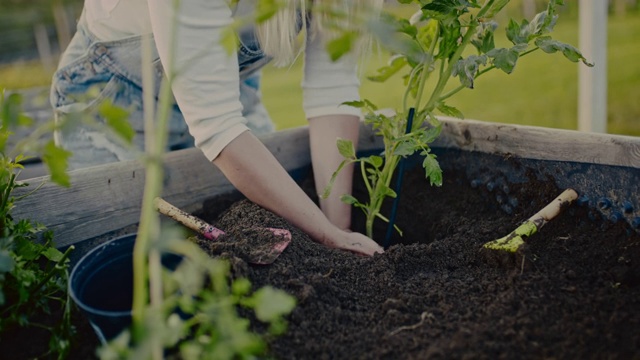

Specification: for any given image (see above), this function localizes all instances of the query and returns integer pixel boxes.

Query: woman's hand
[213,131,383,256]
[322,229,384,256]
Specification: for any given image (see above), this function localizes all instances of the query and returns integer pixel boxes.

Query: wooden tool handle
[527,189,578,229]
[154,197,224,240]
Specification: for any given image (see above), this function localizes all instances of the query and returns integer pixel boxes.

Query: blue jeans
[50,14,274,169]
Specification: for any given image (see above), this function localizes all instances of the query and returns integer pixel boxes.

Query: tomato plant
[324,0,592,240]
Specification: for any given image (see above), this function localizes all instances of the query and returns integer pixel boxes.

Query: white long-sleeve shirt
[84,0,361,161]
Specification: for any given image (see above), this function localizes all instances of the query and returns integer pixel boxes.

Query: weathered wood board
[12,118,640,248]
[12,126,319,248]
[435,118,640,168]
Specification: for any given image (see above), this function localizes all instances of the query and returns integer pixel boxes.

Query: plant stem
[414,22,439,117]
[360,160,372,195]
[132,15,176,345]
[424,22,478,114]
[423,0,504,113]
[402,65,421,114]
[364,154,399,238]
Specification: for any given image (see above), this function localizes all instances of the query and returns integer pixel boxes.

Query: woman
[50,0,383,256]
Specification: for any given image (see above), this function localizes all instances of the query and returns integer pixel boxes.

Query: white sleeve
[302,32,362,119]
[147,0,249,161]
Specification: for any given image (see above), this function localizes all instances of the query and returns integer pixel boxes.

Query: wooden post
[34,24,54,73]
[613,0,627,16]
[522,0,537,19]
[578,0,608,133]
[53,1,72,53]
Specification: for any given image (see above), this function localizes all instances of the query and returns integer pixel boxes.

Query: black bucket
[69,234,181,343]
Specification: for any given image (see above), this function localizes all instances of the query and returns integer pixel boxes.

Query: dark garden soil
[194,165,640,360]
[10,153,640,359]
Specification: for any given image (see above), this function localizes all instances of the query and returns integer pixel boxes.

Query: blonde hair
[255,0,384,67]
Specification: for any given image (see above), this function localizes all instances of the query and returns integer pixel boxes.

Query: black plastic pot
[69,234,181,343]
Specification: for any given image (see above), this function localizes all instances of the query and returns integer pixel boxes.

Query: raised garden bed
[10,118,640,358]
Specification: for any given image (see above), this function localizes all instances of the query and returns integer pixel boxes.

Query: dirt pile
[195,167,640,359]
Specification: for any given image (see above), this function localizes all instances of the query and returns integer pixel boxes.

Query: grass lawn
[1,11,638,136]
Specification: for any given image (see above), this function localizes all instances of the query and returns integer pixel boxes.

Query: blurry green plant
[98,232,296,360]
[324,0,592,239]
[0,90,73,359]
[94,2,297,358]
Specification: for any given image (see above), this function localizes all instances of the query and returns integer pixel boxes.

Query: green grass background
[262,10,640,136]
[1,8,638,136]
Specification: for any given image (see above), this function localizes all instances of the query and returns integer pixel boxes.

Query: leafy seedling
[324,0,592,242]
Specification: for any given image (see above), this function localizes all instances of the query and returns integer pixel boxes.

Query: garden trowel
[154,197,291,264]
[483,188,578,252]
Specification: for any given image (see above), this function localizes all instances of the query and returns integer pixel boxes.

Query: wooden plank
[578,0,608,133]
[434,118,640,168]
[12,119,640,248]
[12,126,313,248]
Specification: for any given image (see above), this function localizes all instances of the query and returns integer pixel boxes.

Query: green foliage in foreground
[0,90,73,359]
[98,232,296,360]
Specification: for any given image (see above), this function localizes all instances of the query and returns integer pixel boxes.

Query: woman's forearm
[308,115,360,230]
[213,131,382,256]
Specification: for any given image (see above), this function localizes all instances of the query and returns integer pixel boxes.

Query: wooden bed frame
[13,118,640,249]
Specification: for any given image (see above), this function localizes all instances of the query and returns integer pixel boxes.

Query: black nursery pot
[69,234,181,344]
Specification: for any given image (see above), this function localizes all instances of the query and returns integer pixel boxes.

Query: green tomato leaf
[437,20,462,59]
[487,47,520,74]
[14,237,42,261]
[393,141,415,157]
[368,17,426,64]
[99,100,135,144]
[255,0,279,23]
[528,11,556,36]
[41,141,71,187]
[506,19,528,45]
[416,19,439,51]
[220,26,239,56]
[423,153,443,186]
[42,246,65,262]
[420,123,442,144]
[326,31,356,62]
[381,185,397,199]
[535,37,594,66]
[252,286,296,322]
[437,103,464,119]
[342,99,377,112]
[336,138,356,159]
[368,155,384,169]
[422,0,478,19]
[367,55,407,83]
[395,18,418,38]
[340,194,359,205]
[471,21,497,54]
[231,278,252,296]
[341,100,366,109]
[452,55,487,88]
